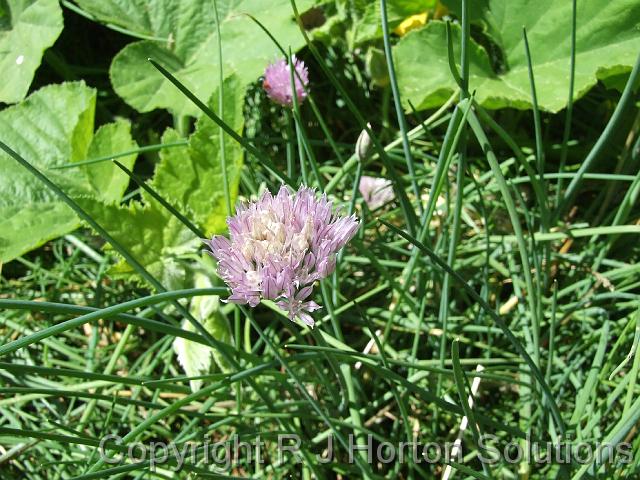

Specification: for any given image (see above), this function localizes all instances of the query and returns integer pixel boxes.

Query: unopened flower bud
[356,123,373,162]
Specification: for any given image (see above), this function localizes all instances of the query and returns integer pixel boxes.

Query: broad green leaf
[152,75,245,235]
[600,67,633,92]
[0,82,90,262]
[77,186,197,288]
[77,197,199,289]
[394,22,494,108]
[0,0,63,103]
[82,120,138,204]
[0,203,80,265]
[395,0,640,112]
[68,0,172,37]
[77,77,246,284]
[72,0,315,115]
[173,273,232,391]
[0,82,139,263]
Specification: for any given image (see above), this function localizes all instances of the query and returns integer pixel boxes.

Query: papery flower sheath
[358,176,395,210]
[263,55,309,107]
[205,186,359,327]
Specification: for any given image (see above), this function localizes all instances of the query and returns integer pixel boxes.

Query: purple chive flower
[263,55,309,107]
[205,186,359,327]
[358,176,395,210]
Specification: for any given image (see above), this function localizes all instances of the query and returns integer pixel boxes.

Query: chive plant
[1,1,639,479]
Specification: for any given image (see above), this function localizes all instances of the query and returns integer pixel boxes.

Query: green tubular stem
[466,109,541,367]
[0,298,213,347]
[381,0,422,214]
[556,0,578,206]
[380,219,566,436]
[213,0,231,217]
[0,289,226,357]
[51,141,187,170]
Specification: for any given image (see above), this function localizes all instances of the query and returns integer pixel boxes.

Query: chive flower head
[205,186,358,327]
[263,55,309,107]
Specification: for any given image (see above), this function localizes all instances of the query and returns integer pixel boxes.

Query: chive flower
[205,186,359,327]
[263,55,309,107]
[358,176,395,210]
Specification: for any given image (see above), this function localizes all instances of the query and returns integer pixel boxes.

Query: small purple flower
[205,186,359,327]
[263,55,309,107]
[358,176,395,210]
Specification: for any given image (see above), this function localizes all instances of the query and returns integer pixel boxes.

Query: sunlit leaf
[395,0,640,112]
[77,77,245,285]
[0,82,137,263]
[73,0,316,115]
[82,120,138,204]
[152,75,245,235]
[0,0,63,103]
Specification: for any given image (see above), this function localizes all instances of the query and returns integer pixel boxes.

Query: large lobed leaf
[73,0,316,116]
[78,197,199,288]
[0,0,64,104]
[78,76,246,287]
[83,121,139,204]
[394,0,640,112]
[0,82,137,263]
[151,75,245,235]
